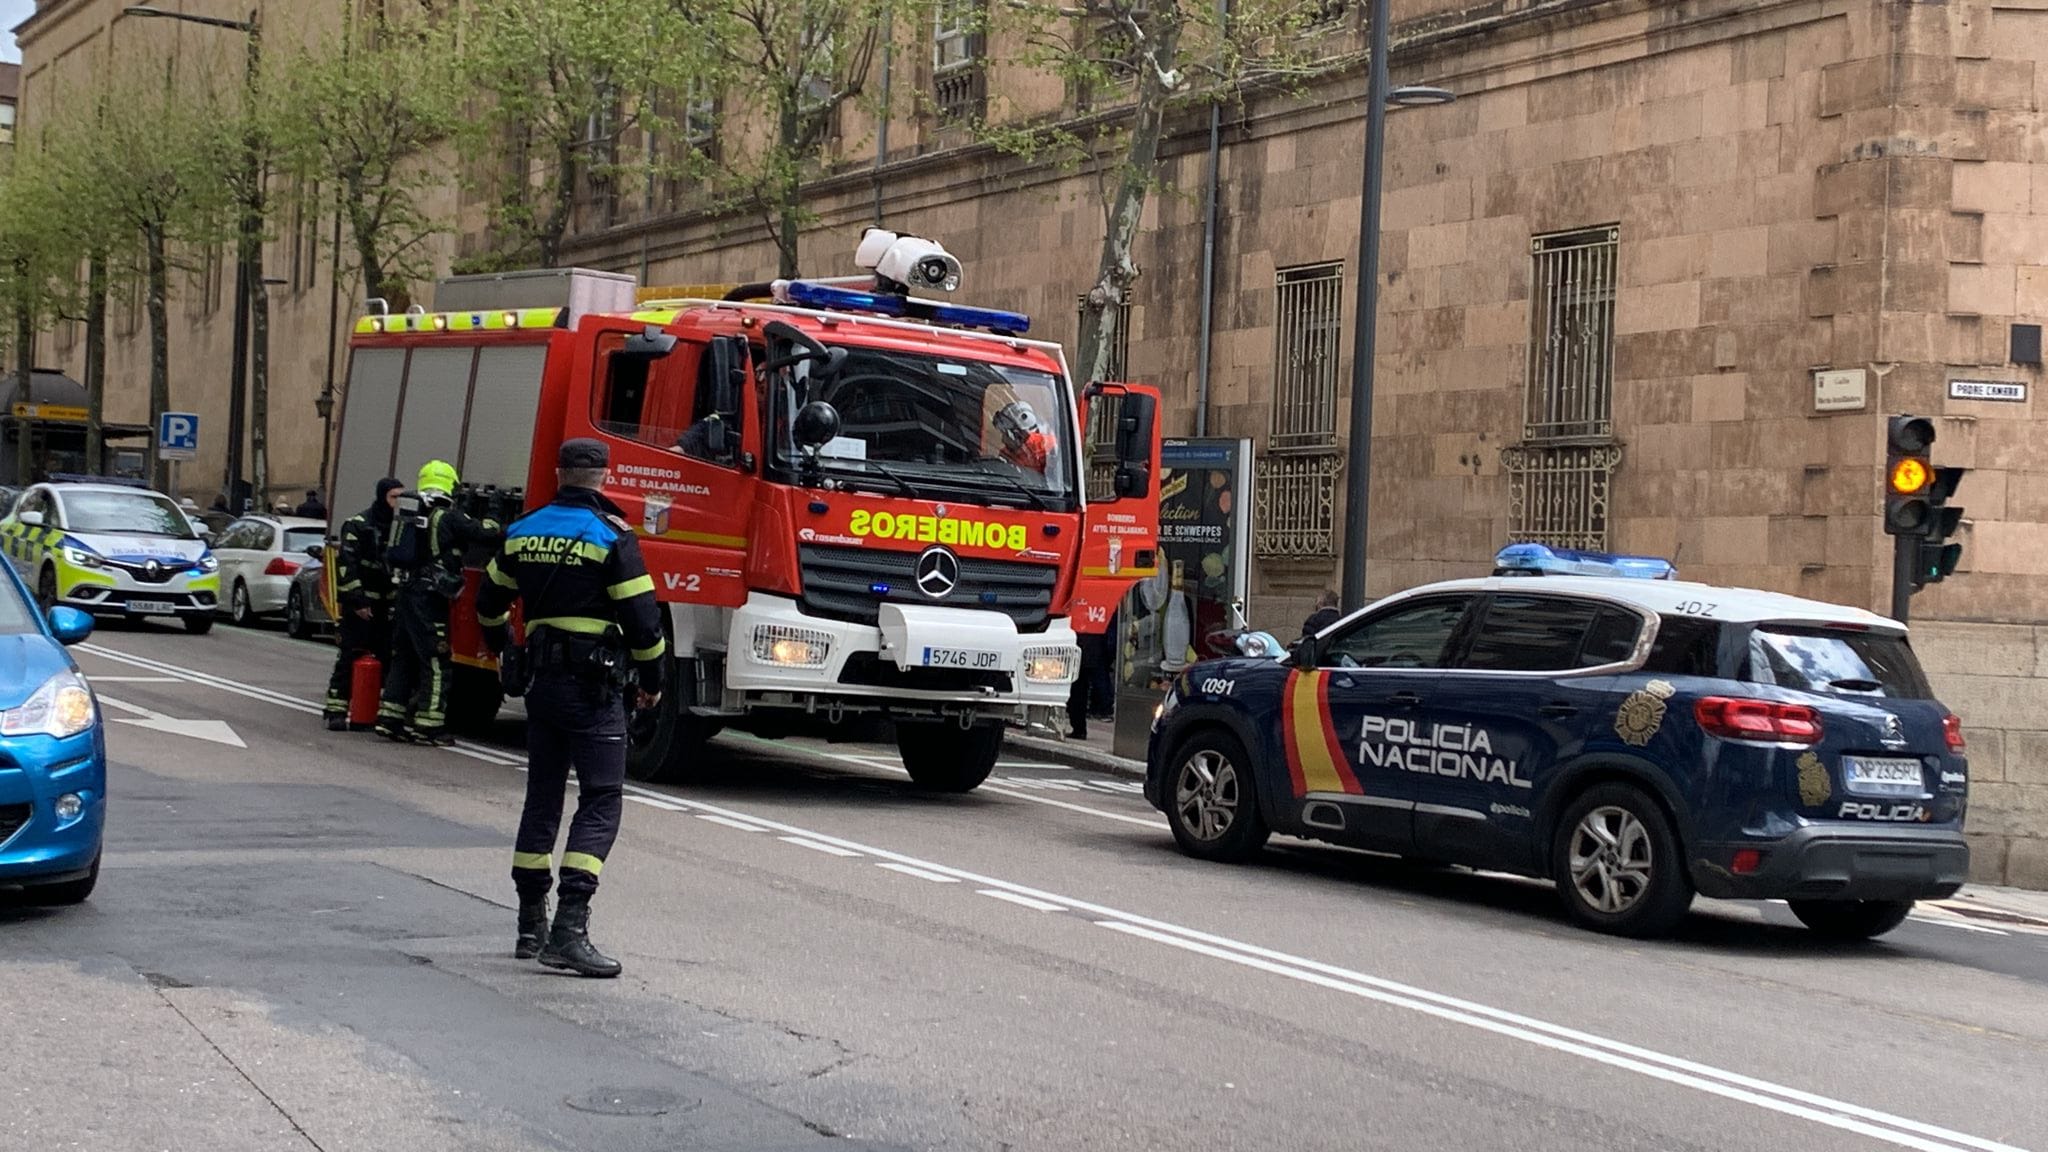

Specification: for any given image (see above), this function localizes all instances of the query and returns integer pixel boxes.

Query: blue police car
[0,553,105,906]
[1145,545,1969,940]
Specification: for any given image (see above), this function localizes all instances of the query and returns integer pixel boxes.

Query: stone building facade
[15,0,2048,884]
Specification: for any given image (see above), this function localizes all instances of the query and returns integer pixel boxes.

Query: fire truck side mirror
[1112,391,1156,499]
[794,401,842,452]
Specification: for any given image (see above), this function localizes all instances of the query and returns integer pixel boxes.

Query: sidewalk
[1932,883,2048,929]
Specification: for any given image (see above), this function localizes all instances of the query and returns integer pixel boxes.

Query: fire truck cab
[330,231,1161,792]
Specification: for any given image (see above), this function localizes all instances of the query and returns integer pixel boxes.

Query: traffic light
[1884,416,1935,535]
[1912,464,1968,587]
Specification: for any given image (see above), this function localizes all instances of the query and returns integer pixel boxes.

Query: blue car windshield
[0,571,43,636]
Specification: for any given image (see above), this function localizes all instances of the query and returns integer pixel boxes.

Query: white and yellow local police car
[0,482,221,634]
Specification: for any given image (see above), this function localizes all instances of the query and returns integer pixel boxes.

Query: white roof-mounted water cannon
[854,227,963,295]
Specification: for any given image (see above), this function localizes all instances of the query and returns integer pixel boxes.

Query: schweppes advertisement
[844,508,1032,552]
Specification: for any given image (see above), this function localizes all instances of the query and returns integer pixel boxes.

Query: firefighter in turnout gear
[478,438,665,978]
[322,477,404,730]
[376,460,498,745]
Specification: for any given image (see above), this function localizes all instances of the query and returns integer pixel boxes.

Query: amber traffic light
[1884,416,1936,535]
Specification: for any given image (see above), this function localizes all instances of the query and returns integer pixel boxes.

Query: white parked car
[209,514,327,626]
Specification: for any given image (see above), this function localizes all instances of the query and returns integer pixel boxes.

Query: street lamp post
[122,6,263,511]
[1339,0,1453,612]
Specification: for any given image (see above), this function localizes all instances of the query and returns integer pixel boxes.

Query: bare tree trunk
[84,253,107,475]
[777,99,802,279]
[146,224,173,493]
[1075,22,1182,389]
[251,233,271,504]
[538,141,578,269]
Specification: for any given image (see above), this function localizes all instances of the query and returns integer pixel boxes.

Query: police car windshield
[62,491,197,539]
[775,346,1075,503]
[1745,626,1933,699]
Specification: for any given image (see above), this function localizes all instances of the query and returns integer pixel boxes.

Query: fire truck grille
[798,544,1057,632]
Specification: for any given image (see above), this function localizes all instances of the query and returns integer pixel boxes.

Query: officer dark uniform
[478,438,664,978]
[322,477,403,730]
[377,460,498,745]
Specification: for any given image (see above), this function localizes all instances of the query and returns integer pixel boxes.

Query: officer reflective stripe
[512,851,553,871]
[486,559,519,588]
[526,616,615,635]
[607,574,654,599]
[630,638,667,661]
[337,579,363,592]
[478,609,511,626]
[561,852,604,877]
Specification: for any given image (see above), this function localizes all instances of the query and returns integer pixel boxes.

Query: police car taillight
[1493,542,1676,580]
[1693,697,1823,745]
[1943,714,1966,753]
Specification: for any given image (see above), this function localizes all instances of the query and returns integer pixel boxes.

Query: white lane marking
[82,675,180,683]
[803,745,1167,831]
[97,694,248,748]
[779,835,863,858]
[80,644,323,714]
[878,862,961,883]
[978,889,1067,913]
[1909,915,2010,937]
[86,638,2027,1152]
[627,794,689,812]
[1093,921,1994,1152]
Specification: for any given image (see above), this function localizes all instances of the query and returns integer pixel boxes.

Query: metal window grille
[933,0,987,125]
[1502,442,1623,550]
[1525,226,1618,441]
[1270,262,1342,449]
[1254,451,1341,558]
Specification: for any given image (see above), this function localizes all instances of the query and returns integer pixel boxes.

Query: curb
[1005,730,1147,780]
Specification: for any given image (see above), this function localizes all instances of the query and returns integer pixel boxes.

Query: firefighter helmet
[417,460,459,495]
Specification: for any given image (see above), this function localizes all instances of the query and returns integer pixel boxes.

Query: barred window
[1526,226,1617,441]
[933,0,986,125]
[1502,443,1623,551]
[1270,262,1342,449]
[1256,262,1344,558]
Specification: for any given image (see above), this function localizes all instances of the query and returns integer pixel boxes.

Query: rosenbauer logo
[847,509,1029,551]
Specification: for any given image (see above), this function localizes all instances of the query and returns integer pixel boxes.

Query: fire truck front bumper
[726,594,1080,714]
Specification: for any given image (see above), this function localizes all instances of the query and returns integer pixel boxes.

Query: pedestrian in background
[1300,589,1341,639]
[1068,612,1117,740]
[478,438,665,978]
[322,478,402,731]
[296,489,328,519]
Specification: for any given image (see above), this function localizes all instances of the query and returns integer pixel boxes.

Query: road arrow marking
[97,694,247,748]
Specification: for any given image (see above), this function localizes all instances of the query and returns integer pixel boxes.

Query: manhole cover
[563,1088,697,1117]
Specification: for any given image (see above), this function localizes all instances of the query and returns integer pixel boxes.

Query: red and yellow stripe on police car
[1280,670,1362,798]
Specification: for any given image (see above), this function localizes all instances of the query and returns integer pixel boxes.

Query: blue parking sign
[158,412,199,461]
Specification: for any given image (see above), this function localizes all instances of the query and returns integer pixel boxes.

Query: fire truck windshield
[771,345,1076,509]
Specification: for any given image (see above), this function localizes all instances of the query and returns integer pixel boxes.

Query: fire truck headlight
[1023,646,1078,684]
[752,625,832,668]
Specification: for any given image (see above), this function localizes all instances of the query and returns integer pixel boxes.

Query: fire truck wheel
[896,722,1003,793]
[447,666,505,736]
[626,701,719,784]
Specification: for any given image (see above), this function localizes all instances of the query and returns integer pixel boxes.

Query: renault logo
[914,546,960,599]
[144,559,160,577]
[1881,714,1906,748]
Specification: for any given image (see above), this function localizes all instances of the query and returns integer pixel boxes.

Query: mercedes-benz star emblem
[914,546,960,599]
[1882,714,1906,748]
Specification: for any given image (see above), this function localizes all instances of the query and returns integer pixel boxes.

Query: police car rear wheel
[1787,899,1914,941]
[1166,729,1269,862]
[1552,784,1692,938]
[897,722,1001,792]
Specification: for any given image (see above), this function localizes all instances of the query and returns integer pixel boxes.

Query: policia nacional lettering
[1358,715,1533,789]
[847,509,1029,551]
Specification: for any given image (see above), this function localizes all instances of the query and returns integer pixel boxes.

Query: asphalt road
[6,619,2048,1152]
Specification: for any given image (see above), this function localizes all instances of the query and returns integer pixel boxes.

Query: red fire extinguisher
[348,654,383,729]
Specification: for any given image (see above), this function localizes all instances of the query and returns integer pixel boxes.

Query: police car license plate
[126,600,177,614]
[921,647,1000,670]
[1843,756,1925,798]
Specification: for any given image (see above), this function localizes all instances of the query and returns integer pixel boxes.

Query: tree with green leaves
[0,144,90,483]
[982,0,1318,388]
[700,0,901,278]
[456,0,716,269]
[270,15,464,311]
[43,75,237,490]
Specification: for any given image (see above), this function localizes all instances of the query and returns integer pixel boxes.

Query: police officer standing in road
[322,477,403,731]
[377,460,498,746]
[478,439,664,978]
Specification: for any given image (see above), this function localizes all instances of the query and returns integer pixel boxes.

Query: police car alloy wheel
[1787,899,1915,941]
[1550,783,1692,938]
[1165,729,1269,862]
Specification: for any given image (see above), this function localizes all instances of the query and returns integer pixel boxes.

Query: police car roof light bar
[1493,542,1677,581]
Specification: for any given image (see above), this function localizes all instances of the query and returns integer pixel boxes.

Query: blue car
[0,555,104,906]
[1145,545,1969,940]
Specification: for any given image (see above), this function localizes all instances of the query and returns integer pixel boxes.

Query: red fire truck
[326,230,1161,791]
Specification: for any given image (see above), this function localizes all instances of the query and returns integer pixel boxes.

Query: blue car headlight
[1,671,97,738]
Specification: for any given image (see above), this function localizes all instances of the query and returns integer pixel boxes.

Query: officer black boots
[537,893,622,978]
[514,899,551,960]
